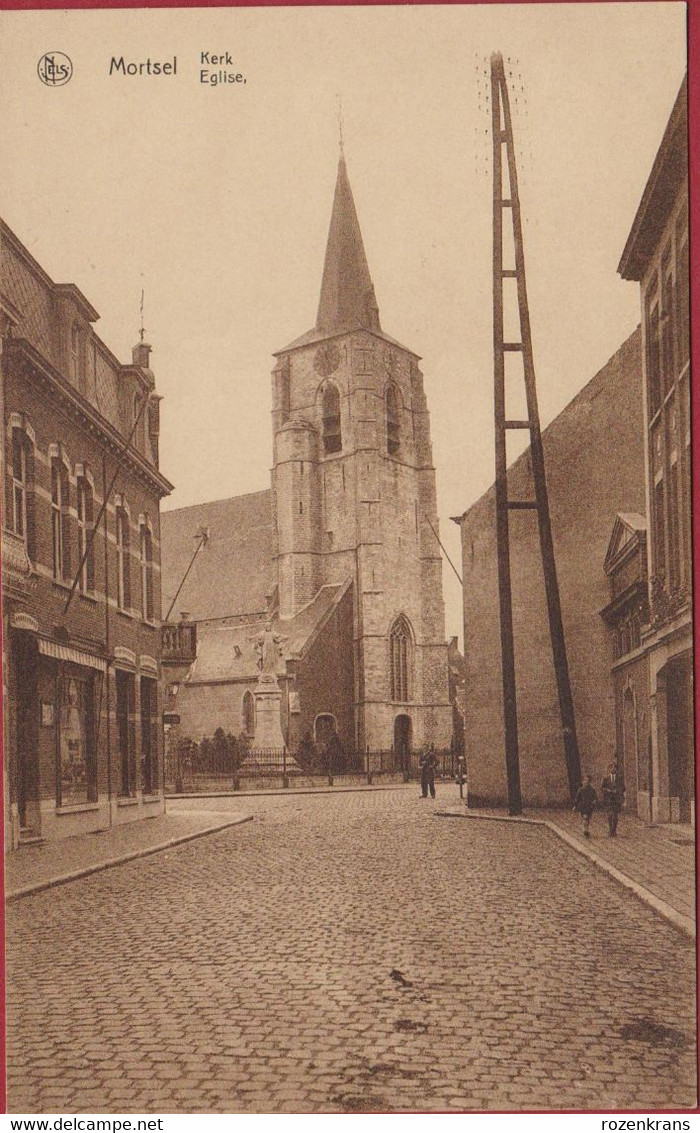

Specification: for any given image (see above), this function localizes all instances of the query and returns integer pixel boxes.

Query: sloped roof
[187,615,269,683]
[187,582,351,684]
[160,490,274,621]
[275,156,418,359]
[603,512,647,574]
[618,76,687,281]
[277,324,418,358]
[316,154,380,336]
[615,512,646,533]
[280,580,351,658]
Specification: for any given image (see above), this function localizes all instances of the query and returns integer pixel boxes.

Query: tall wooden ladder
[490,51,582,814]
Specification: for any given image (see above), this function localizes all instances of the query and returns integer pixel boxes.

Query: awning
[38,639,107,673]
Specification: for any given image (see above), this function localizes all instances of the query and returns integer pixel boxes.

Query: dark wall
[458,329,646,806]
[291,584,355,751]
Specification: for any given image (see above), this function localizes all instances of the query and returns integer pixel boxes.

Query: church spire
[316,155,381,335]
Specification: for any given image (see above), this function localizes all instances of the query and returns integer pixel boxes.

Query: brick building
[453,79,690,821]
[1,220,173,849]
[617,76,692,824]
[453,330,646,806]
[161,153,453,760]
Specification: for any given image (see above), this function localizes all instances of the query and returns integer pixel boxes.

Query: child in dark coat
[573,776,598,839]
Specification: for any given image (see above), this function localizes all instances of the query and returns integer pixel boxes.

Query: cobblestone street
[6,787,697,1113]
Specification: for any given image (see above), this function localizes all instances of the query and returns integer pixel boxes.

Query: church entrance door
[315,714,342,774]
[394,714,412,777]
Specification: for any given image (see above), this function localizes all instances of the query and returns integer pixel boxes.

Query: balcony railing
[161,620,197,663]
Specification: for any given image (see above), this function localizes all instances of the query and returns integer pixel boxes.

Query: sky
[0,2,687,641]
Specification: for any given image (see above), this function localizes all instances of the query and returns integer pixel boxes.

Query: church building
[160,153,454,761]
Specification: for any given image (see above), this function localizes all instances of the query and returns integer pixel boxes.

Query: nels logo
[37,52,73,86]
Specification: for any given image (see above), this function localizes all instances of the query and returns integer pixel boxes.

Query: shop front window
[58,673,96,806]
[117,670,137,797]
[140,676,159,794]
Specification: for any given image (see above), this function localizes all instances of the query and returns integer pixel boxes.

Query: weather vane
[337,93,344,156]
[139,288,146,344]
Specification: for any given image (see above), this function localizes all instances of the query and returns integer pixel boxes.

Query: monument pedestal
[251,675,287,753]
[240,674,302,771]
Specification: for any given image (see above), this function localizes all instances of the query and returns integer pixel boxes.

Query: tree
[212,726,229,769]
[297,730,317,772]
[198,736,213,771]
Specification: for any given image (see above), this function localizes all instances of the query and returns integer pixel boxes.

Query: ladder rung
[507,500,538,511]
[504,420,531,430]
[502,199,513,207]
[503,343,523,352]
[502,270,517,278]
[499,131,508,141]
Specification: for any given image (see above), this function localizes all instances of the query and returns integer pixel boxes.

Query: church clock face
[314,342,341,377]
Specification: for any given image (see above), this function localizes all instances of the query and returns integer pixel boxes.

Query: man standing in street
[573,775,598,839]
[601,761,625,838]
[420,745,438,799]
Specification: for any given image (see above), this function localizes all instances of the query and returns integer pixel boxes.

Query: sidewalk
[438,800,696,938]
[4,807,252,902]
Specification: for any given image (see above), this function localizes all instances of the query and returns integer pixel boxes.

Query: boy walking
[573,775,598,839]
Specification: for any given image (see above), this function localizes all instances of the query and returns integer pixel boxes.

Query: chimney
[132,341,152,369]
[180,610,190,623]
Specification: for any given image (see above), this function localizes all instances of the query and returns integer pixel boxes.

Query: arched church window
[386,385,400,457]
[390,616,412,702]
[242,690,255,737]
[322,383,342,455]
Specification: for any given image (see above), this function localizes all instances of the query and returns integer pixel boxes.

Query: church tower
[271,153,452,753]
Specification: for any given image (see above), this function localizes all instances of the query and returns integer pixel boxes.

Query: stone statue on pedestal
[251,622,287,681]
[241,621,299,767]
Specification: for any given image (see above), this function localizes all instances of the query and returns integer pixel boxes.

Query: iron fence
[164,743,456,794]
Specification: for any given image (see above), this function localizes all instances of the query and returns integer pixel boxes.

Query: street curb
[5,813,254,903]
[436,809,696,941]
[167,782,419,800]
